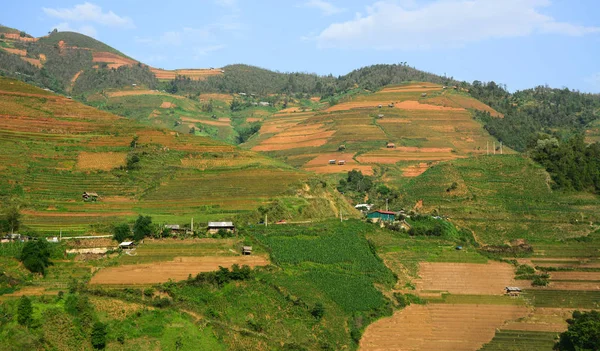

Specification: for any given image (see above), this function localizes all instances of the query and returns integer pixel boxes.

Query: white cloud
[314,0,600,50]
[194,44,226,58]
[301,0,346,16]
[585,73,600,88]
[215,0,239,11]
[43,2,134,29]
[53,22,98,38]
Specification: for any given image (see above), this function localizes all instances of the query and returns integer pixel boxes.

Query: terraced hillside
[0,78,349,235]
[400,154,600,244]
[246,83,509,180]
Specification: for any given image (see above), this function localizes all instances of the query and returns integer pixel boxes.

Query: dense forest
[470,82,600,151]
[529,135,600,193]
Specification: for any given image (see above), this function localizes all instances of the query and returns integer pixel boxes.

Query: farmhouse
[337,160,346,165]
[386,143,396,149]
[208,221,235,234]
[118,241,135,250]
[505,286,522,296]
[82,192,99,201]
[367,210,396,222]
[164,224,187,235]
[242,246,252,255]
[329,159,336,165]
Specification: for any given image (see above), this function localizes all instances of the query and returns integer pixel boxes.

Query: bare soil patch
[551,271,600,281]
[503,307,575,332]
[2,48,26,56]
[415,262,518,295]
[305,164,374,175]
[395,100,465,111]
[106,90,185,99]
[89,255,270,285]
[402,162,432,177]
[246,117,261,122]
[92,52,136,68]
[304,153,357,167]
[77,151,127,171]
[160,101,174,108]
[21,57,42,68]
[360,304,527,351]
[198,93,232,102]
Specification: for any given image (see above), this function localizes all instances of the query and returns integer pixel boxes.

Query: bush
[555,310,600,350]
[17,296,32,326]
[133,215,152,240]
[112,223,131,242]
[311,303,325,320]
[20,240,52,275]
[91,321,107,350]
[532,274,549,287]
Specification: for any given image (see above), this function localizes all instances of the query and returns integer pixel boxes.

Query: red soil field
[395,100,465,111]
[2,47,26,56]
[151,68,223,81]
[89,255,269,285]
[415,262,518,295]
[92,51,137,68]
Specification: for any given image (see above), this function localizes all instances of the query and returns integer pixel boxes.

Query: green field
[400,155,600,244]
[478,330,558,351]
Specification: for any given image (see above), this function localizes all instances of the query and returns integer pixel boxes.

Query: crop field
[479,330,558,351]
[91,51,137,68]
[360,304,528,351]
[76,151,127,170]
[400,155,600,244]
[502,307,574,332]
[89,255,270,285]
[416,262,518,295]
[0,77,317,234]
[248,82,506,177]
[150,67,223,80]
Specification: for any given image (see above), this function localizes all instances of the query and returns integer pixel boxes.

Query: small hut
[337,160,346,165]
[377,114,384,119]
[82,192,99,202]
[242,246,253,255]
[386,142,396,149]
[118,241,136,250]
[421,93,427,97]
[208,222,235,235]
[505,287,521,296]
[328,159,336,165]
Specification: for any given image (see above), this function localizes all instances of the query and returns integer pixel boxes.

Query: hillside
[0,77,352,235]
[244,83,508,182]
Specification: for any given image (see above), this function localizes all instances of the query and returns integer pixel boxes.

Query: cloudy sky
[2,0,599,92]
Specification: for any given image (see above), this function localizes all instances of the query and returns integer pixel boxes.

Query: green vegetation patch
[479,330,558,351]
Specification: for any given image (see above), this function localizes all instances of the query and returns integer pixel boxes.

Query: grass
[427,293,527,306]
[400,155,600,244]
[478,330,558,351]
[523,289,600,308]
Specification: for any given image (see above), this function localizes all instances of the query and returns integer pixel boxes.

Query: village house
[164,224,187,235]
[207,222,235,235]
[118,241,136,250]
[337,160,346,165]
[386,142,396,149]
[367,210,396,223]
[328,159,336,165]
[242,246,253,255]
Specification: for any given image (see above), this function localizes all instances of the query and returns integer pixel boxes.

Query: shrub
[112,223,131,243]
[311,303,325,320]
[555,310,600,350]
[91,321,107,350]
[17,296,32,326]
[133,215,152,240]
[20,240,52,275]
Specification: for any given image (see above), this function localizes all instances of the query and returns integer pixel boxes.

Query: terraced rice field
[479,330,558,351]
[92,51,137,68]
[150,67,223,80]
[415,262,518,295]
[360,304,528,351]
[89,255,269,285]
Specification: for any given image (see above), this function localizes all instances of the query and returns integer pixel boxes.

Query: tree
[91,321,107,350]
[112,223,131,242]
[555,310,600,351]
[4,206,21,234]
[133,215,152,240]
[311,303,325,321]
[17,296,32,326]
[20,240,52,275]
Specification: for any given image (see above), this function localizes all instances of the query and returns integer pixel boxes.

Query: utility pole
[191,218,194,234]
[500,141,503,155]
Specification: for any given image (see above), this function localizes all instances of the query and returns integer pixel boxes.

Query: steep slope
[0,78,352,235]
[245,83,509,180]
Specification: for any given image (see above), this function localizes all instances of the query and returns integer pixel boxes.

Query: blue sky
[1,0,599,92]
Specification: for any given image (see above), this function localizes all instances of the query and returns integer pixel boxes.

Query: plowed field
[77,151,127,171]
[89,255,269,285]
[360,304,527,351]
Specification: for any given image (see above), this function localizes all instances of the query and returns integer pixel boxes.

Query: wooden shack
[386,143,396,149]
[505,286,521,296]
[118,241,136,250]
[82,192,99,202]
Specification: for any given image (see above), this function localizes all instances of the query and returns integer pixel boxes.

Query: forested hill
[470,81,600,151]
[170,63,458,96]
